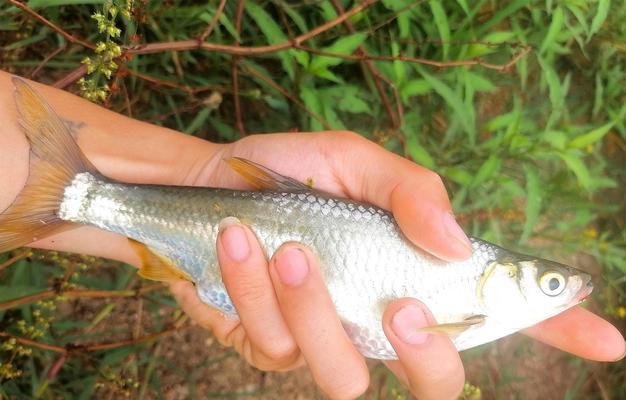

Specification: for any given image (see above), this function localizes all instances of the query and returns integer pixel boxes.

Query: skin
[0,71,624,399]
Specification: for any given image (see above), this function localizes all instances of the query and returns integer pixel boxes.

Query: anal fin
[128,239,193,283]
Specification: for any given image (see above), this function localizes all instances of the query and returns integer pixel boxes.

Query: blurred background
[0,0,624,398]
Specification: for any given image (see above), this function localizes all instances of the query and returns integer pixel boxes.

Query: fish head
[479,255,593,329]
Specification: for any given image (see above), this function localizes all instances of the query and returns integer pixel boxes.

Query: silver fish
[0,78,593,359]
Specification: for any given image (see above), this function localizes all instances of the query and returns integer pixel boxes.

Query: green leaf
[442,167,473,186]
[184,107,210,135]
[538,55,564,111]
[467,31,516,58]
[276,1,308,33]
[406,134,435,169]
[245,2,300,78]
[540,6,564,54]
[417,67,475,137]
[521,167,542,243]
[471,154,501,187]
[568,122,613,148]
[558,151,591,190]
[299,85,324,131]
[311,67,343,83]
[476,0,531,36]
[541,130,568,149]
[309,32,367,71]
[592,73,603,118]
[400,79,432,103]
[456,0,469,14]
[338,96,371,114]
[566,4,589,37]
[465,71,496,92]
[429,0,450,59]
[589,0,610,39]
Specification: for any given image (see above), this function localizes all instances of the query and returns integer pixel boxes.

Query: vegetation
[1,0,624,398]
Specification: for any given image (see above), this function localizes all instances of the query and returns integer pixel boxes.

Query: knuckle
[334,131,369,149]
[215,320,243,348]
[256,338,299,365]
[421,169,445,190]
[231,280,268,306]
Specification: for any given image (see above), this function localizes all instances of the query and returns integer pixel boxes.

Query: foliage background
[0,0,625,398]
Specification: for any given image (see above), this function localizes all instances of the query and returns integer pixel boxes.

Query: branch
[330,0,400,128]
[7,0,95,50]
[123,68,226,94]
[295,44,532,72]
[0,324,192,355]
[52,65,87,89]
[31,45,67,78]
[0,284,166,311]
[197,0,228,42]
[232,0,246,136]
[0,250,31,272]
[125,0,378,56]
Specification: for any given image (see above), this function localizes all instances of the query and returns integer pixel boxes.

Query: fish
[0,78,593,359]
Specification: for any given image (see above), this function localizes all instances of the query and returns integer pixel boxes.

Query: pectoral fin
[417,314,486,335]
[224,157,312,192]
[129,239,193,282]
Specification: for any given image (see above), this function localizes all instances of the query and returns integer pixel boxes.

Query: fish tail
[0,77,100,252]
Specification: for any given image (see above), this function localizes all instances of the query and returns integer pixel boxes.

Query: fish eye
[539,271,566,296]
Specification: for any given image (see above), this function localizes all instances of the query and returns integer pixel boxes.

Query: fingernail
[275,247,309,287]
[391,305,430,345]
[218,217,250,263]
[442,212,473,255]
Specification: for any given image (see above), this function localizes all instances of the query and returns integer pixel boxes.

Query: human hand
[2,75,620,399]
[171,132,625,399]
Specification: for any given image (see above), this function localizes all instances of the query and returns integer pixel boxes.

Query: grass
[1,0,625,398]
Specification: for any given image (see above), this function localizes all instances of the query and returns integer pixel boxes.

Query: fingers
[169,280,237,333]
[269,243,370,399]
[217,217,301,370]
[322,132,472,261]
[382,298,465,400]
[523,306,626,361]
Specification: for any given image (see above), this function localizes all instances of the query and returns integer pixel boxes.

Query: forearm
[0,71,223,264]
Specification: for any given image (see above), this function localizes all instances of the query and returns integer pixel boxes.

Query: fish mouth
[576,277,594,302]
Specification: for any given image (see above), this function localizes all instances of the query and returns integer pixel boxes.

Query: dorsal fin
[224,157,312,192]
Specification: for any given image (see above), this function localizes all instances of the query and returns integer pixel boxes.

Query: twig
[197,0,228,42]
[242,63,332,130]
[31,45,67,78]
[124,68,226,94]
[0,250,31,272]
[125,0,378,56]
[232,0,246,136]
[330,0,399,128]
[7,0,95,50]
[0,290,55,311]
[52,65,87,89]
[0,284,166,311]
[0,332,66,353]
[0,324,192,354]
[295,44,532,72]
